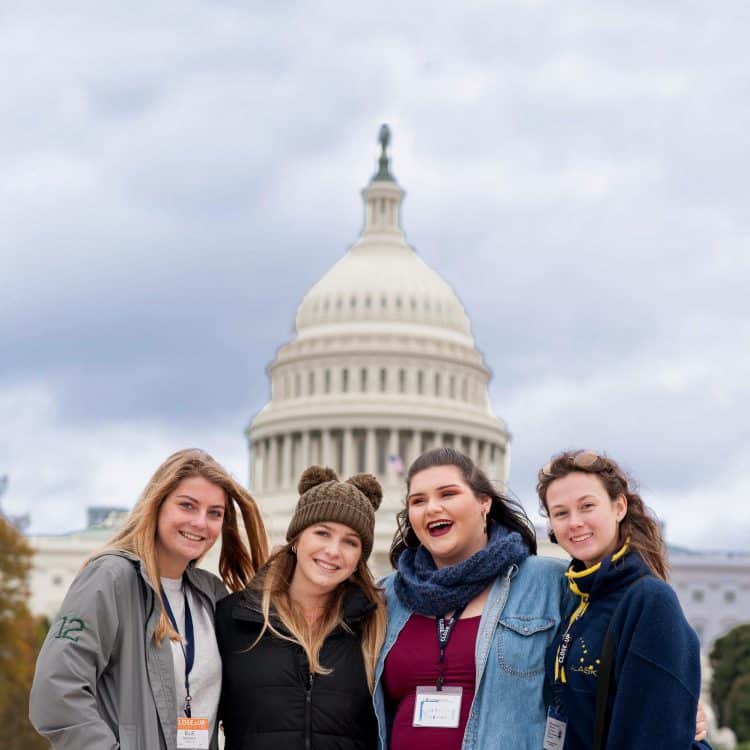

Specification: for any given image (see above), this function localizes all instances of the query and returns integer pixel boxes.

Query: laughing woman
[537,450,711,749]
[215,466,387,750]
[373,447,568,750]
[29,449,269,750]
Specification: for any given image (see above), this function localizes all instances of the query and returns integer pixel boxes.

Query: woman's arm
[29,557,127,749]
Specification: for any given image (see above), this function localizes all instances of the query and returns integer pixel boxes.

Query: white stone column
[249,438,257,492]
[477,440,486,473]
[268,436,279,491]
[252,438,264,493]
[386,429,398,483]
[406,430,418,470]
[322,428,333,467]
[366,428,377,475]
[342,428,353,477]
[465,437,477,465]
[301,430,311,471]
[281,434,292,490]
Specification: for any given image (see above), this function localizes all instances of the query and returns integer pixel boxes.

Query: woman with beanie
[215,466,387,750]
[373,447,569,750]
[29,448,269,750]
[537,450,711,749]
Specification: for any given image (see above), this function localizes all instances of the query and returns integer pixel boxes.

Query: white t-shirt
[161,576,222,738]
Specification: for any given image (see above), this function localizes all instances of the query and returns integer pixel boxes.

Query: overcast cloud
[2,1,748,550]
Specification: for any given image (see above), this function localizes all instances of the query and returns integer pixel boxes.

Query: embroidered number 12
[55,616,85,642]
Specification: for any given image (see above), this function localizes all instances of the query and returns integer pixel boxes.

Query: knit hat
[286,466,383,560]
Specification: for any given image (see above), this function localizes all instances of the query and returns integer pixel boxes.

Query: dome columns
[249,425,508,496]
[362,180,405,236]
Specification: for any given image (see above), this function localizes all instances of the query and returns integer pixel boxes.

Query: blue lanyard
[435,605,466,691]
[161,582,195,717]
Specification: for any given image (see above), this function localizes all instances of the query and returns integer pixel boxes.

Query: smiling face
[290,522,363,598]
[155,476,226,577]
[546,471,627,567]
[407,464,491,569]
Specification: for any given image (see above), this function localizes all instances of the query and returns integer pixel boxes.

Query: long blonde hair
[250,542,386,691]
[95,448,269,642]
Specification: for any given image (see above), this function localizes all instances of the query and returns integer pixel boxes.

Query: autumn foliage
[0,516,48,750]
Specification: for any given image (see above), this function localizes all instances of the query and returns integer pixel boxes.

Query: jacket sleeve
[29,557,131,750]
[606,580,705,750]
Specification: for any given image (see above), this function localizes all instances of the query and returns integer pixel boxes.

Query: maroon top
[382,613,481,750]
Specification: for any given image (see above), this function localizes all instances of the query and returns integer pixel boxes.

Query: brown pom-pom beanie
[286,465,383,560]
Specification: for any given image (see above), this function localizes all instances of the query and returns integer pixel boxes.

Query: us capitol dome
[247,126,511,570]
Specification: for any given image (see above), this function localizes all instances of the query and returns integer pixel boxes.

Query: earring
[291,545,297,554]
[483,513,488,535]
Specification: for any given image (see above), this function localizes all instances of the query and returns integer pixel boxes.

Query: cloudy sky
[2,2,748,550]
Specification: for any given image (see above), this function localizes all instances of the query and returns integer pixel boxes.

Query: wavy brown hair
[94,448,270,642]
[390,447,537,568]
[249,542,387,691]
[536,450,668,580]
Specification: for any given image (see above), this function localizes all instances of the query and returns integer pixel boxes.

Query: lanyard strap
[434,605,466,691]
[554,594,590,684]
[161,583,196,717]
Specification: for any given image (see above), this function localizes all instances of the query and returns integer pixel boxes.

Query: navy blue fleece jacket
[545,549,711,749]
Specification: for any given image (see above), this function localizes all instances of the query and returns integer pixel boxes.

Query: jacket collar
[565,541,650,601]
[232,582,375,629]
[90,549,217,602]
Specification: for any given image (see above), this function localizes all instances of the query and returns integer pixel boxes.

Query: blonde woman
[30,448,269,750]
[215,466,387,750]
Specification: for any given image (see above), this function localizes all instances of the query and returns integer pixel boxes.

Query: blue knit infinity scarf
[394,522,530,616]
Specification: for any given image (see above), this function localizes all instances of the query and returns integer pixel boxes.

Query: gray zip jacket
[29,550,227,750]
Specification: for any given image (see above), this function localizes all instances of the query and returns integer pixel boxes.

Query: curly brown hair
[536,450,668,580]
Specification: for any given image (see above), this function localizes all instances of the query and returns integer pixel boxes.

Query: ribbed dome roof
[295,150,472,338]
[295,238,472,336]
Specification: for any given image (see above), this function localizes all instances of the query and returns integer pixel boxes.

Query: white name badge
[412,686,463,728]
[543,711,567,750]
[177,717,210,749]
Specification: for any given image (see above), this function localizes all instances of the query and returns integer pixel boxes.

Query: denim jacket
[373,555,568,750]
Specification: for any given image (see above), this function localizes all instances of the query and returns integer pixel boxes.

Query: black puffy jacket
[215,584,378,750]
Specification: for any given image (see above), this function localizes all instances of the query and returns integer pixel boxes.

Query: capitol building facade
[247,129,510,569]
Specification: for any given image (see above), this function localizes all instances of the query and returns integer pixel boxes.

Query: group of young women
[29,445,709,749]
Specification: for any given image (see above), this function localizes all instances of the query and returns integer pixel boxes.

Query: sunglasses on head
[540,450,602,478]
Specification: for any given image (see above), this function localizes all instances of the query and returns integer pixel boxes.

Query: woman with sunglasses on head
[30,448,269,750]
[215,466,387,750]
[372,447,569,750]
[537,450,711,750]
